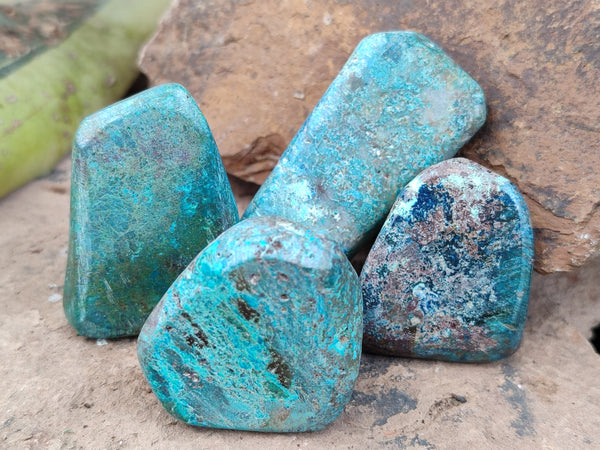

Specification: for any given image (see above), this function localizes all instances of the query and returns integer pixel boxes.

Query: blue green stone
[63,83,238,338]
[244,31,486,255]
[361,158,534,362]
[137,216,363,432]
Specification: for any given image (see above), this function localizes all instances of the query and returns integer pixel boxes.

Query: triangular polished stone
[64,83,238,338]
[244,31,486,255]
[361,158,534,362]
[137,216,362,432]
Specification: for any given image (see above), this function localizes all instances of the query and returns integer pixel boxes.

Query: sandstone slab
[0,156,599,448]
[139,0,600,273]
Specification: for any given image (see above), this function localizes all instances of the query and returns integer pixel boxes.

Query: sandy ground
[1,156,600,449]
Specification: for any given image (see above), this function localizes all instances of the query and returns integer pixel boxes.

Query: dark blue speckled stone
[137,216,363,432]
[361,158,534,362]
[64,83,238,339]
[244,31,486,255]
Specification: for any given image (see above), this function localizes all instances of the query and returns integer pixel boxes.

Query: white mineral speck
[47,293,62,303]
[323,12,333,25]
[249,273,260,285]
[423,86,456,125]
[412,283,427,299]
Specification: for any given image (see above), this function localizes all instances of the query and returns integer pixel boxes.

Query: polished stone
[243,31,486,255]
[137,216,363,432]
[63,83,238,338]
[361,158,534,362]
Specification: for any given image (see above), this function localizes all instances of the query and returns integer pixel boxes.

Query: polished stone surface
[243,31,486,255]
[137,216,362,432]
[361,158,534,362]
[63,83,238,338]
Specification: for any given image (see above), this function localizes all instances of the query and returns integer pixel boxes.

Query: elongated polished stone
[244,31,486,254]
[361,158,534,362]
[64,83,238,338]
[137,216,362,432]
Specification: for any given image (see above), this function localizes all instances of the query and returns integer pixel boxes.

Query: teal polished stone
[137,216,363,432]
[361,158,534,362]
[64,83,238,338]
[244,31,486,254]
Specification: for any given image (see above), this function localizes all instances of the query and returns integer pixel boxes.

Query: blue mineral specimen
[64,83,238,338]
[137,216,363,432]
[360,158,534,362]
[243,31,486,254]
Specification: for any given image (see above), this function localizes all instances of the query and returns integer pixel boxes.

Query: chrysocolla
[63,83,238,338]
[243,31,486,255]
[360,158,534,362]
[137,216,363,432]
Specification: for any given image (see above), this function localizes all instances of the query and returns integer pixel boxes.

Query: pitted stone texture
[140,0,600,273]
[361,158,534,362]
[63,84,238,338]
[137,216,363,432]
[243,32,485,256]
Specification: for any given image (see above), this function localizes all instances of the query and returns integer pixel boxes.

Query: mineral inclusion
[137,216,363,432]
[244,31,486,255]
[360,158,534,362]
[63,83,238,338]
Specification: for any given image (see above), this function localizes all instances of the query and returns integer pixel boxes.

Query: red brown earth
[139,0,600,273]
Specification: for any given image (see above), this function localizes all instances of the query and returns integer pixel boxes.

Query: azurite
[361,158,534,362]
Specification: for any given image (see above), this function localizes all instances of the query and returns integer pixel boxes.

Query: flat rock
[361,158,534,361]
[139,0,600,273]
[244,32,485,255]
[1,156,600,448]
[0,0,99,73]
[137,216,362,432]
[63,84,238,338]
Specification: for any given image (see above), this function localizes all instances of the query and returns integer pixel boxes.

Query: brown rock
[1,156,599,448]
[139,0,600,273]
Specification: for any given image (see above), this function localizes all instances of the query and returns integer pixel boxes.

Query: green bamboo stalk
[0,0,171,198]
